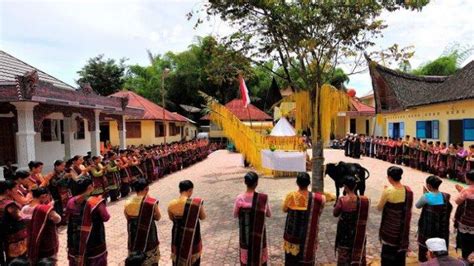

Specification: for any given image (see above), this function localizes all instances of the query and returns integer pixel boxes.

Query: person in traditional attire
[282,172,325,265]
[129,150,144,184]
[353,135,361,159]
[1,180,28,264]
[454,170,474,260]
[466,145,474,179]
[124,178,161,265]
[28,161,45,189]
[3,160,17,181]
[455,144,468,182]
[377,166,413,266]
[402,135,411,166]
[334,175,369,266]
[90,156,107,197]
[419,140,428,172]
[168,180,206,266]
[105,152,121,202]
[234,172,271,266]
[344,133,350,157]
[10,170,32,207]
[46,160,71,223]
[447,144,458,179]
[415,176,452,262]
[437,143,448,178]
[21,187,61,264]
[66,177,110,266]
[420,238,468,266]
[119,150,132,197]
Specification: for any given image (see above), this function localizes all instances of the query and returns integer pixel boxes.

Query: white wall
[34,113,92,170]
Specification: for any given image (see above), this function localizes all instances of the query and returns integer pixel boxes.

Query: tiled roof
[346,98,375,117]
[111,91,187,122]
[202,99,272,121]
[350,98,375,113]
[0,50,76,90]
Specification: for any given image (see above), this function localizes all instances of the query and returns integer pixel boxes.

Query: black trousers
[381,244,406,266]
[457,231,474,260]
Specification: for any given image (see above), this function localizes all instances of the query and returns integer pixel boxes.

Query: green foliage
[412,54,458,76]
[124,36,265,121]
[412,44,474,76]
[194,1,428,91]
[77,54,127,96]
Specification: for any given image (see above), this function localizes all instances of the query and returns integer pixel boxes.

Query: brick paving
[56,149,464,265]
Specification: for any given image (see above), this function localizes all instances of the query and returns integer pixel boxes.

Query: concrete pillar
[12,102,38,168]
[90,110,101,156]
[118,116,127,149]
[63,116,75,159]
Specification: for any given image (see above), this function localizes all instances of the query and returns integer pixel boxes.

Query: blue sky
[1,0,473,96]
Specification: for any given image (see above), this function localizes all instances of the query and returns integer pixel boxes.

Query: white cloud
[1,0,472,94]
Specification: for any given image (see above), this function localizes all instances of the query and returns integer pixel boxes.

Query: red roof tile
[201,99,271,121]
[111,91,187,122]
[349,98,375,115]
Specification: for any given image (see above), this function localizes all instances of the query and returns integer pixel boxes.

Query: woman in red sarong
[283,173,325,265]
[334,176,369,266]
[66,177,110,266]
[21,187,61,264]
[437,143,449,178]
[168,180,206,266]
[234,172,271,266]
[447,144,458,179]
[1,180,28,263]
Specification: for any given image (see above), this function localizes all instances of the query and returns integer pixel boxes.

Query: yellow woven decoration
[319,84,349,143]
[208,101,305,175]
[208,84,348,175]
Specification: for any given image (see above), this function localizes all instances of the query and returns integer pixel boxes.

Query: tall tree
[125,36,261,121]
[191,1,429,192]
[77,54,127,96]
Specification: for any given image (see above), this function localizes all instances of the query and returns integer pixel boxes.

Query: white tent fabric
[270,117,296,136]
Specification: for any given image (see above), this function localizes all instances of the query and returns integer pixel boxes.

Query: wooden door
[0,117,16,164]
[449,120,463,145]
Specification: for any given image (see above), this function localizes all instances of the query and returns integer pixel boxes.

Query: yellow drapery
[208,84,349,176]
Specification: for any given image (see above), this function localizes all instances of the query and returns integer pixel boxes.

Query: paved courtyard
[56,149,464,265]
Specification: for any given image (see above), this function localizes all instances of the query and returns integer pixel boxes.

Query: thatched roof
[367,56,474,113]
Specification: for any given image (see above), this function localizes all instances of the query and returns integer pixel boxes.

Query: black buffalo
[325,161,370,200]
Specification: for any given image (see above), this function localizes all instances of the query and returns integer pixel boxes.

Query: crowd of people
[1,137,473,265]
[343,133,474,183]
[0,139,221,266]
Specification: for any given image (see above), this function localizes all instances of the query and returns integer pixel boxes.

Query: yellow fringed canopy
[277,84,349,143]
[209,101,305,175]
[208,84,349,176]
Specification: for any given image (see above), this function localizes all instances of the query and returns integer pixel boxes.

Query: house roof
[111,91,188,122]
[367,56,474,113]
[0,50,76,90]
[350,98,375,114]
[201,99,272,121]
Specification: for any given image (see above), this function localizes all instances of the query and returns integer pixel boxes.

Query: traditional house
[0,50,142,170]
[105,91,196,146]
[201,99,273,139]
[368,56,474,146]
[334,96,376,138]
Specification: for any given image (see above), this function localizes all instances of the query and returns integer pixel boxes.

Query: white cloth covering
[270,117,296,136]
[261,149,306,171]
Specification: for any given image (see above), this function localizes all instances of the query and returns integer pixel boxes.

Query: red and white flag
[239,75,251,107]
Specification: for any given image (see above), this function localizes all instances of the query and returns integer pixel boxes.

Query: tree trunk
[311,81,324,193]
[311,139,324,192]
